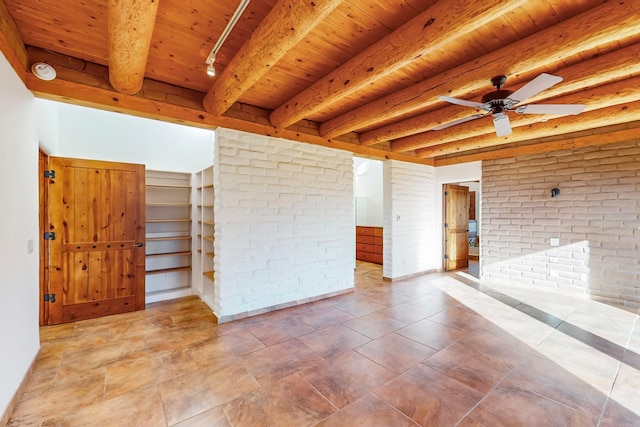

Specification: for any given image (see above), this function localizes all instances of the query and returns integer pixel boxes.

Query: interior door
[444,184,469,271]
[46,157,145,324]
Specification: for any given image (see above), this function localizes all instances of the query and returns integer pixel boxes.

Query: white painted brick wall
[213,128,355,318]
[383,160,438,279]
[482,140,640,307]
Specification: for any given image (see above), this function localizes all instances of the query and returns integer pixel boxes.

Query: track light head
[206,63,216,77]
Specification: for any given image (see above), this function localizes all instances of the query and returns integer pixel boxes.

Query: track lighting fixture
[204,0,250,76]
[206,62,216,77]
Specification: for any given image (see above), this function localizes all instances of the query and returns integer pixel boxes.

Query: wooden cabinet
[469,190,476,220]
[145,170,192,303]
[356,226,383,264]
[193,166,215,309]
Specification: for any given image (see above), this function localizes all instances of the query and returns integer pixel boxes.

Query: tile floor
[8,261,640,426]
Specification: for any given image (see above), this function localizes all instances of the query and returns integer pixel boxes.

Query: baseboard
[213,288,355,324]
[383,268,440,282]
[0,349,40,427]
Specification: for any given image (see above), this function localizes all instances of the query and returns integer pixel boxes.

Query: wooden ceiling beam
[0,0,28,77]
[392,75,640,152]
[319,0,640,139]
[433,124,640,167]
[23,64,433,166]
[269,0,527,129]
[363,42,640,148]
[108,0,159,95]
[202,0,343,117]
[416,100,640,159]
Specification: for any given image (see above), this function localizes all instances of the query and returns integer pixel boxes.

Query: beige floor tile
[375,364,483,427]
[297,324,371,358]
[225,374,335,426]
[158,361,260,425]
[355,332,436,374]
[300,350,395,408]
[501,354,609,419]
[315,393,419,427]
[47,385,166,427]
[422,342,512,393]
[171,406,230,427]
[470,386,597,427]
[239,339,324,386]
[342,312,407,339]
[9,263,640,427]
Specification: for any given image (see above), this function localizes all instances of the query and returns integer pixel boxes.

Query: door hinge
[44,170,56,179]
[444,222,448,228]
[444,254,449,260]
[44,293,56,303]
[444,191,448,196]
[44,231,56,240]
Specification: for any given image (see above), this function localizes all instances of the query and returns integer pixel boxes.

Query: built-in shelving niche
[145,170,192,303]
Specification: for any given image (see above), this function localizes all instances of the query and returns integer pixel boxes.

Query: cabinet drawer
[356,235,375,245]
[356,251,383,264]
[356,226,375,236]
[356,243,380,253]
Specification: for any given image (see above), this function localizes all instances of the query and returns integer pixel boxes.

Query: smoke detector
[31,62,57,81]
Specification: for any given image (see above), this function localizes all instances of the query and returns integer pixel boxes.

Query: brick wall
[383,160,438,279]
[482,139,640,307]
[213,128,355,319]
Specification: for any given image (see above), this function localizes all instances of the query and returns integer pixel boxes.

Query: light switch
[550,237,560,247]
[27,239,34,254]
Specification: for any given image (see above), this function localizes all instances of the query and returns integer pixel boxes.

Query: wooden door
[46,157,145,324]
[39,150,50,326]
[444,184,469,271]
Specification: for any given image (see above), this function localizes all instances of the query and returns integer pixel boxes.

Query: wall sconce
[551,188,560,198]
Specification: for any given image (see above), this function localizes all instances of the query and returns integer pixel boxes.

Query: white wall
[0,53,40,418]
[354,157,383,226]
[35,99,59,155]
[55,103,214,172]
[383,160,438,279]
[213,129,355,319]
[435,162,482,266]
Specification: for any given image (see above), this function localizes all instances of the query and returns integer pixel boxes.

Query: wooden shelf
[146,235,192,242]
[197,204,214,208]
[197,184,214,189]
[198,221,214,226]
[147,203,191,207]
[196,250,214,258]
[146,251,192,258]
[203,271,214,281]
[198,234,215,242]
[146,266,192,275]
[144,170,193,304]
[146,184,191,189]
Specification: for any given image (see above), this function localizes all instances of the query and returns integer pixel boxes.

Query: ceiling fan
[435,73,586,137]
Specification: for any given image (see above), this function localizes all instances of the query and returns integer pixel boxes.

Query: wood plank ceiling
[2,0,639,165]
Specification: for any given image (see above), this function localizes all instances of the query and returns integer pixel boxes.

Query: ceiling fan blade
[515,104,586,115]
[432,113,487,130]
[438,96,485,109]
[493,112,512,137]
[507,73,563,105]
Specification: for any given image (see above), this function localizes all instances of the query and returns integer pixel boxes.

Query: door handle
[136,242,144,247]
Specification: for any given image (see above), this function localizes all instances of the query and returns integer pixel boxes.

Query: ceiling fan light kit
[437,73,587,137]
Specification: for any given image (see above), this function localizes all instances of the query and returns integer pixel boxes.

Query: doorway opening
[354,157,383,267]
[443,180,480,276]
